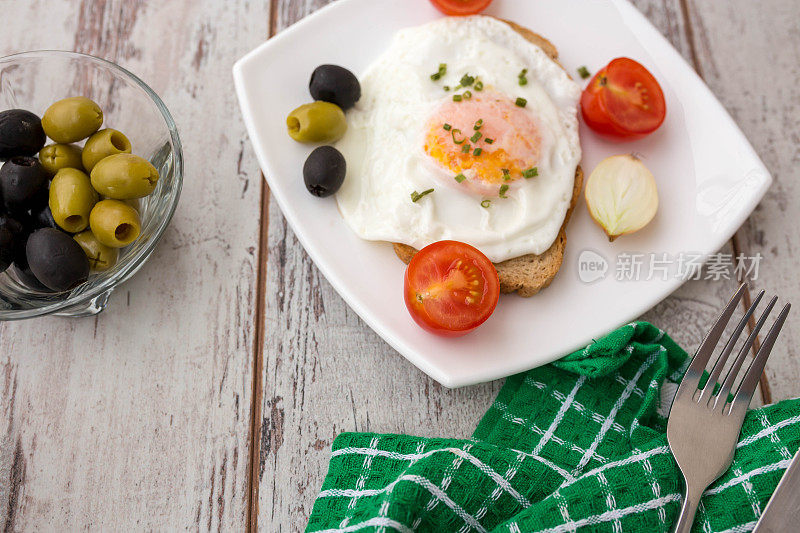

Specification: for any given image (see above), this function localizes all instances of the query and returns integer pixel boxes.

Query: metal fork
[667,283,791,533]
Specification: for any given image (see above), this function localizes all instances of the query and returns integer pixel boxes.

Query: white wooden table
[0,0,796,530]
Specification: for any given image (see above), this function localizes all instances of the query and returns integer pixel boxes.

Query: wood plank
[0,0,270,529]
[256,1,744,530]
[682,0,800,401]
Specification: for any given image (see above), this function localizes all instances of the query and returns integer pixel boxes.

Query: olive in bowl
[41,96,103,143]
[0,156,49,213]
[0,109,46,160]
[39,143,84,174]
[309,64,361,111]
[89,199,141,248]
[73,230,118,271]
[90,153,159,199]
[49,168,99,233]
[303,146,346,198]
[82,128,131,172]
[26,228,89,291]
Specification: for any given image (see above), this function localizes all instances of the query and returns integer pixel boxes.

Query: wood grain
[0,0,270,529]
[255,0,746,530]
[680,0,800,402]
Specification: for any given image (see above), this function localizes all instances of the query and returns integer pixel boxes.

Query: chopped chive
[499,184,509,198]
[481,199,491,208]
[451,128,465,144]
[470,131,482,143]
[463,90,472,99]
[518,77,528,86]
[459,74,475,87]
[474,80,484,91]
[515,97,527,108]
[473,148,482,156]
[473,119,483,130]
[454,174,466,183]
[502,168,510,181]
[520,68,528,76]
[523,167,539,178]
[443,123,452,131]
[430,63,447,81]
[444,85,451,91]
[518,68,528,86]
[485,138,494,144]
[461,143,471,153]
[453,94,463,102]
[410,188,434,202]
[577,66,591,79]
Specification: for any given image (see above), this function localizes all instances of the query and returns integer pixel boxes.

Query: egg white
[335,15,581,263]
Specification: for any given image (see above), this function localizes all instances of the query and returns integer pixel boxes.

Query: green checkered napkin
[307,322,800,532]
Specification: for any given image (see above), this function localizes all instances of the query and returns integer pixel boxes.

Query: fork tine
[699,289,764,402]
[729,303,791,413]
[714,296,777,409]
[678,283,746,392]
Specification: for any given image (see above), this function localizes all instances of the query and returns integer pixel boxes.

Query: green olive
[89,199,141,248]
[82,128,132,172]
[49,168,99,233]
[286,101,347,143]
[41,97,104,143]
[74,230,119,271]
[39,143,84,174]
[90,153,159,199]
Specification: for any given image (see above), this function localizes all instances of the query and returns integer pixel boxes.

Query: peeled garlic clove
[585,154,658,241]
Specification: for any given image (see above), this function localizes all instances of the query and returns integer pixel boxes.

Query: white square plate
[234,0,771,387]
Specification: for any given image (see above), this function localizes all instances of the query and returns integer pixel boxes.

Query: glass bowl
[0,51,183,319]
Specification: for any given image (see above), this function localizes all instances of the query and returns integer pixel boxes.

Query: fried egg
[335,16,581,263]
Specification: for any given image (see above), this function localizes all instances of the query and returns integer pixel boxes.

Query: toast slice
[393,20,583,298]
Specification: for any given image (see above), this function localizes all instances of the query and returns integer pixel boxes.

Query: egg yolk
[424,92,541,196]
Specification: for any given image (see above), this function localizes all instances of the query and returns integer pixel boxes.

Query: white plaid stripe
[493,402,608,463]
[525,377,626,434]
[527,493,681,533]
[314,516,413,533]
[409,473,487,533]
[340,436,381,528]
[468,450,528,531]
[534,376,587,456]
[330,446,531,507]
[705,458,792,496]
[416,443,472,528]
[553,489,574,532]
[756,410,793,460]
[716,521,758,533]
[737,413,800,448]
[376,441,426,533]
[574,348,663,474]
[733,466,762,518]
[635,447,666,526]
[597,472,622,533]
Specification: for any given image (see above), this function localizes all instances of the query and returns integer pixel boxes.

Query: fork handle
[673,487,703,533]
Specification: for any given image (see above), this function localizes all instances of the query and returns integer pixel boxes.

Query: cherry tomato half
[404,240,500,337]
[580,57,666,140]
[429,0,493,16]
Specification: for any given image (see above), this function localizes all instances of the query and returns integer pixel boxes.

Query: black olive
[26,228,89,291]
[31,204,59,230]
[0,156,49,213]
[303,146,346,198]
[0,109,46,161]
[0,226,13,273]
[309,65,361,111]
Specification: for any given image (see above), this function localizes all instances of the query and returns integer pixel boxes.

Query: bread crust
[392,20,582,297]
